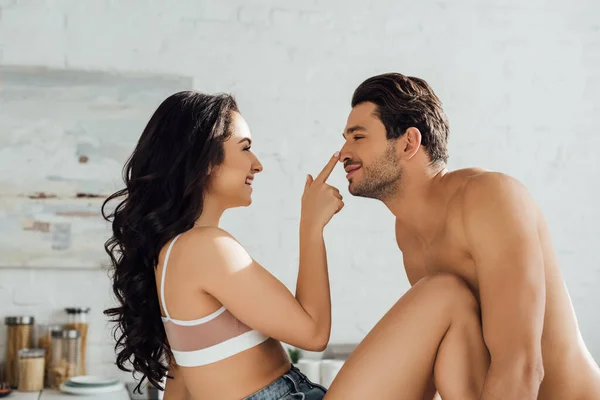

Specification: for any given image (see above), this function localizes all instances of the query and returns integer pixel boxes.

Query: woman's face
[208,112,263,208]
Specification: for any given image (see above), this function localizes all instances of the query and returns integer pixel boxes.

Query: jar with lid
[65,307,89,375]
[34,324,64,387]
[4,316,34,388]
[18,348,46,391]
[49,329,81,389]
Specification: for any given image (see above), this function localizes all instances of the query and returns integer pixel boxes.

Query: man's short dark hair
[352,73,450,165]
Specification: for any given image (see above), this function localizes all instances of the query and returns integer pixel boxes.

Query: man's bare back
[395,168,600,400]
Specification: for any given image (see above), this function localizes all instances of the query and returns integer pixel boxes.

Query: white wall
[0,0,599,380]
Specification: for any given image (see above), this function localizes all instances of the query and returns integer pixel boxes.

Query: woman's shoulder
[178,227,249,262]
[185,226,237,242]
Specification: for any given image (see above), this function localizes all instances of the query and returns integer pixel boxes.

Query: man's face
[341,102,403,200]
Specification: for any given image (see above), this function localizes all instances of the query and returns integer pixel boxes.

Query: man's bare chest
[401,236,479,293]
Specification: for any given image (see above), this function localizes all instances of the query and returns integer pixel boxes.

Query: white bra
[160,234,269,367]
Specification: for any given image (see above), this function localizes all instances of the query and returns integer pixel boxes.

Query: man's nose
[340,142,353,163]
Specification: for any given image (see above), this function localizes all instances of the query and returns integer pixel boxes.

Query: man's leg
[324,274,490,400]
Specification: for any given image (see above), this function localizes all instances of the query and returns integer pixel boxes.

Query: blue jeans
[245,365,327,400]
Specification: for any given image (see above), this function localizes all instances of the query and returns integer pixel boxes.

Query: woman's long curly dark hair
[101,91,238,392]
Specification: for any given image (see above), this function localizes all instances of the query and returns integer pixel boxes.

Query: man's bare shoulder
[450,170,541,247]
[443,167,496,188]
[444,169,536,239]
[462,170,530,204]
[445,169,527,203]
[441,168,489,217]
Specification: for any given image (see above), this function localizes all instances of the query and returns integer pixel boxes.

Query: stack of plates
[59,376,125,395]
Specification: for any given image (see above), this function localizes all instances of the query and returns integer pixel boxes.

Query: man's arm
[462,173,546,400]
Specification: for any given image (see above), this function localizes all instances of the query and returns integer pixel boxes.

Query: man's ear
[401,127,422,160]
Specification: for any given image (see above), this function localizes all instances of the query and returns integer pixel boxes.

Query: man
[329,73,600,399]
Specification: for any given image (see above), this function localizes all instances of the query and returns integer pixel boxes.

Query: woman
[103,90,491,400]
[102,91,343,399]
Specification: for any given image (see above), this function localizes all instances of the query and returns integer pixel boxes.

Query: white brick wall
[1,0,599,381]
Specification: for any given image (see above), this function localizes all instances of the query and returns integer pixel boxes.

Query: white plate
[68,376,120,386]
[59,381,125,395]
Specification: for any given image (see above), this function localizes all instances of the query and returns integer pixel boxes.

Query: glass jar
[65,307,90,375]
[18,348,46,392]
[49,329,81,389]
[4,316,34,388]
[34,324,64,387]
